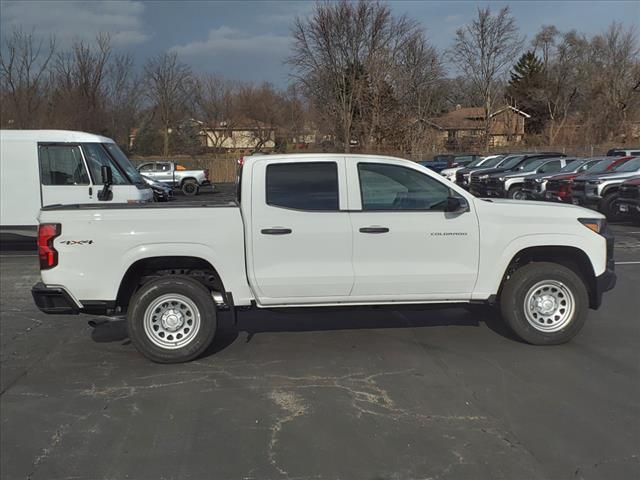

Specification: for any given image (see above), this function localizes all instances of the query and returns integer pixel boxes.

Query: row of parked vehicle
[426,150,640,222]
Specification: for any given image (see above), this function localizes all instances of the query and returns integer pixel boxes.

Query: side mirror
[98,166,113,201]
[446,196,469,213]
[101,165,113,186]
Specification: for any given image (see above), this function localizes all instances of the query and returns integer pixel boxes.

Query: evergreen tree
[505,51,548,133]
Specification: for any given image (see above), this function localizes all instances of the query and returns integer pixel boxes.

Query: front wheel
[127,276,217,363]
[600,192,622,221]
[500,262,588,345]
[508,186,526,200]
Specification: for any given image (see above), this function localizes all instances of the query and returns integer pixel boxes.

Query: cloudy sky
[1,0,638,85]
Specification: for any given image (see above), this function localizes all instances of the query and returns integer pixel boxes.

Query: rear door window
[39,145,90,185]
[266,162,339,211]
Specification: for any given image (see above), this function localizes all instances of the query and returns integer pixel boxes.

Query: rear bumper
[31,283,114,315]
[32,282,79,314]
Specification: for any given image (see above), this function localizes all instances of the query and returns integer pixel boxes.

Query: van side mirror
[98,166,113,201]
[101,165,113,186]
[446,196,469,213]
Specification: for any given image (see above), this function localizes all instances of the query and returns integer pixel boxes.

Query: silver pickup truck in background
[137,161,212,196]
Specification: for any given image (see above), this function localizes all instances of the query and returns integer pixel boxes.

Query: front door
[249,158,353,304]
[39,144,93,207]
[348,160,479,301]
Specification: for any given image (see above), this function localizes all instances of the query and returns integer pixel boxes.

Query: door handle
[261,228,292,235]
[359,226,389,234]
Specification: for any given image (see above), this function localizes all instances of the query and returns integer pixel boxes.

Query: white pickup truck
[32,154,616,363]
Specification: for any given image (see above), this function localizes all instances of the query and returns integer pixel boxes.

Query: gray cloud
[0,0,150,47]
[169,25,290,57]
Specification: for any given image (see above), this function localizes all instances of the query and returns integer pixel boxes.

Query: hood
[521,172,555,181]
[548,172,579,182]
[576,170,640,182]
[478,197,604,219]
[441,166,463,175]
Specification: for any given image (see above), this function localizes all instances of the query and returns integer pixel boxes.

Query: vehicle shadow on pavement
[88,305,522,359]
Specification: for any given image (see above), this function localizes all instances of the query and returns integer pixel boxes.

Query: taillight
[238,157,245,166]
[204,169,209,181]
[38,223,61,270]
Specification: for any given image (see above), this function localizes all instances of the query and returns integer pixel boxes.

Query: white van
[0,130,153,247]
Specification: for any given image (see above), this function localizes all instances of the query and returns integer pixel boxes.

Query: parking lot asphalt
[1,221,639,480]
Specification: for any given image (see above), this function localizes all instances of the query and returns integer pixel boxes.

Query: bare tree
[193,73,236,149]
[144,52,193,156]
[105,53,142,150]
[288,0,430,152]
[449,6,524,149]
[236,83,283,151]
[51,33,112,132]
[0,28,56,128]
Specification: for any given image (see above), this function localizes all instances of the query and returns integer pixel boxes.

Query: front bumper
[591,229,616,309]
[32,282,79,314]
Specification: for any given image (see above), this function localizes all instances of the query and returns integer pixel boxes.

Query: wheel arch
[498,245,599,308]
[115,256,226,312]
[179,176,198,186]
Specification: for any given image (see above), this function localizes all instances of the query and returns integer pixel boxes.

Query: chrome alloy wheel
[524,280,575,332]
[143,294,201,349]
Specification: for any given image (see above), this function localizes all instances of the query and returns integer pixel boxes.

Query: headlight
[578,218,606,234]
[589,180,602,185]
[498,177,506,182]
[479,174,489,180]
[534,178,545,183]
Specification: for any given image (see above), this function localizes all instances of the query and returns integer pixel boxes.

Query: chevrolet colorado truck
[32,154,616,363]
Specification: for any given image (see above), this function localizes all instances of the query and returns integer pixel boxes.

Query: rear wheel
[182,180,199,196]
[127,276,217,363]
[500,262,588,345]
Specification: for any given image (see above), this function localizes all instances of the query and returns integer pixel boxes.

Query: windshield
[482,155,510,168]
[498,155,525,169]
[612,158,640,172]
[103,143,145,184]
[519,158,551,172]
[472,155,501,167]
[558,160,584,172]
[585,159,613,173]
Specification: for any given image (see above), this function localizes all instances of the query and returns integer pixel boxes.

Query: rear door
[347,159,479,300]
[248,158,353,304]
[39,144,93,207]
[154,162,175,184]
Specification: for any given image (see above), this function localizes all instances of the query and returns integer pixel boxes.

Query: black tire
[500,262,588,345]
[181,180,199,196]
[508,185,526,200]
[127,276,217,363]
[599,192,621,221]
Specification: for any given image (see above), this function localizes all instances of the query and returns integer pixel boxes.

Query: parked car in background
[418,154,481,173]
[142,175,173,202]
[0,130,152,249]
[469,153,565,197]
[614,177,640,222]
[137,161,211,196]
[572,157,640,219]
[455,154,508,189]
[523,158,600,200]
[483,157,574,199]
[606,148,640,157]
[544,157,634,204]
[441,154,500,183]
[33,153,616,362]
